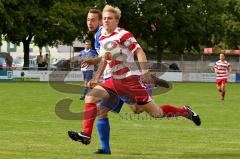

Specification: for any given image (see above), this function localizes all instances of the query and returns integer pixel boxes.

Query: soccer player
[68,5,201,148]
[79,9,145,154]
[214,53,231,100]
[79,40,98,100]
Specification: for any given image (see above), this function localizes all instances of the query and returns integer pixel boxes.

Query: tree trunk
[156,47,163,62]
[23,34,33,70]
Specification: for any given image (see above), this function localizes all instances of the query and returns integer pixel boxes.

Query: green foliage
[1,0,93,68]
[223,0,240,49]
[1,0,240,62]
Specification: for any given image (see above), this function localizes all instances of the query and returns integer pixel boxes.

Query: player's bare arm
[88,58,107,87]
[135,48,153,84]
[214,67,218,74]
[228,65,232,74]
[81,57,101,68]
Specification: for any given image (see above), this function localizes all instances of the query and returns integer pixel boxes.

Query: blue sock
[96,118,111,153]
[83,87,88,97]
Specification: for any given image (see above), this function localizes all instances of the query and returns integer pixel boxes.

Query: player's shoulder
[117,27,132,35]
[224,60,230,64]
[90,49,97,54]
[95,26,104,38]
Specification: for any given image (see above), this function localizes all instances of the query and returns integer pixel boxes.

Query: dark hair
[88,9,102,20]
[84,39,92,44]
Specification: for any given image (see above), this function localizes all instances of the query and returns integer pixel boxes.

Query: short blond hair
[103,5,121,19]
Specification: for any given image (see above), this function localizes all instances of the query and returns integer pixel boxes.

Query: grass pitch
[0,82,240,159]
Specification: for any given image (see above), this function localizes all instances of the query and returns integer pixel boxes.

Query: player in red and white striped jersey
[214,53,232,100]
[68,5,201,146]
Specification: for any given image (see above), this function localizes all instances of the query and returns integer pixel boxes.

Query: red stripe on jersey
[109,60,123,68]
[120,32,134,44]
[112,67,130,75]
[218,68,228,71]
[128,42,138,52]
[99,32,118,41]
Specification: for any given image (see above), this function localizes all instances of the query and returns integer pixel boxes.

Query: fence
[159,54,240,73]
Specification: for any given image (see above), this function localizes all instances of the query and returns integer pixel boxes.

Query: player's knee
[133,108,143,114]
[85,95,98,103]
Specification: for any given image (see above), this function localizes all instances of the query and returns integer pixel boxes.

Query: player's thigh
[221,79,227,90]
[129,104,144,114]
[85,85,110,103]
[221,83,226,91]
[140,101,163,117]
[216,80,221,89]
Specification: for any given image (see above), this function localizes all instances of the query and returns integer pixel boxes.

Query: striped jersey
[95,26,112,79]
[214,60,231,80]
[99,27,141,79]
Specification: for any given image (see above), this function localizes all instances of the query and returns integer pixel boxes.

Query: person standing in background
[37,51,44,70]
[214,53,232,100]
[5,52,13,70]
[43,54,49,70]
[79,39,98,100]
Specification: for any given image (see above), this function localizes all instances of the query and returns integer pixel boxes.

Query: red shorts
[100,76,152,105]
[216,78,227,87]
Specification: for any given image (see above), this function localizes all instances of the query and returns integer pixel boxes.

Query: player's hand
[88,80,99,88]
[140,71,154,84]
[81,59,92,68]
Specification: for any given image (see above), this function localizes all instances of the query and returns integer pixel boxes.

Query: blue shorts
[97,87,138,113]
[82,70,93,81]
[98,95,135,113]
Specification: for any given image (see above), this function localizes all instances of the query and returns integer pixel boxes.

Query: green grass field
[0,82,240,159]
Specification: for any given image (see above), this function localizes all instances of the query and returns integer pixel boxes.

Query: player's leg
[216,80,222,92]
[68,85,110,144]
[80,71,87,100]
[115,76,200,126]
[141,101,201,126]
[129,104,144,114]
[81,70,93,100]
[95,96,124,154]
[221,79,227,100]
[95,106,111,154]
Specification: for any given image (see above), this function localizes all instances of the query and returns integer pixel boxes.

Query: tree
[223,0,240,49]
[1,0,94,69]
[105,0,226,61]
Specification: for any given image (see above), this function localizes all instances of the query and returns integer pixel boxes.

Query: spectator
[79,39,98,100]
[5,52,13,70]
[37,51,44,70]
[43,54,49,70]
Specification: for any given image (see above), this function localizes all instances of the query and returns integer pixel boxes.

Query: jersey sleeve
[214,62,218,69]
[120,31,141,53]
[227,62,231,68]
[91,49,98,56]
[94,29,102,52]
[79,50,83,56]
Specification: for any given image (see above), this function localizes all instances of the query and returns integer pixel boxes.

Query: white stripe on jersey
[215,60,230,80]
